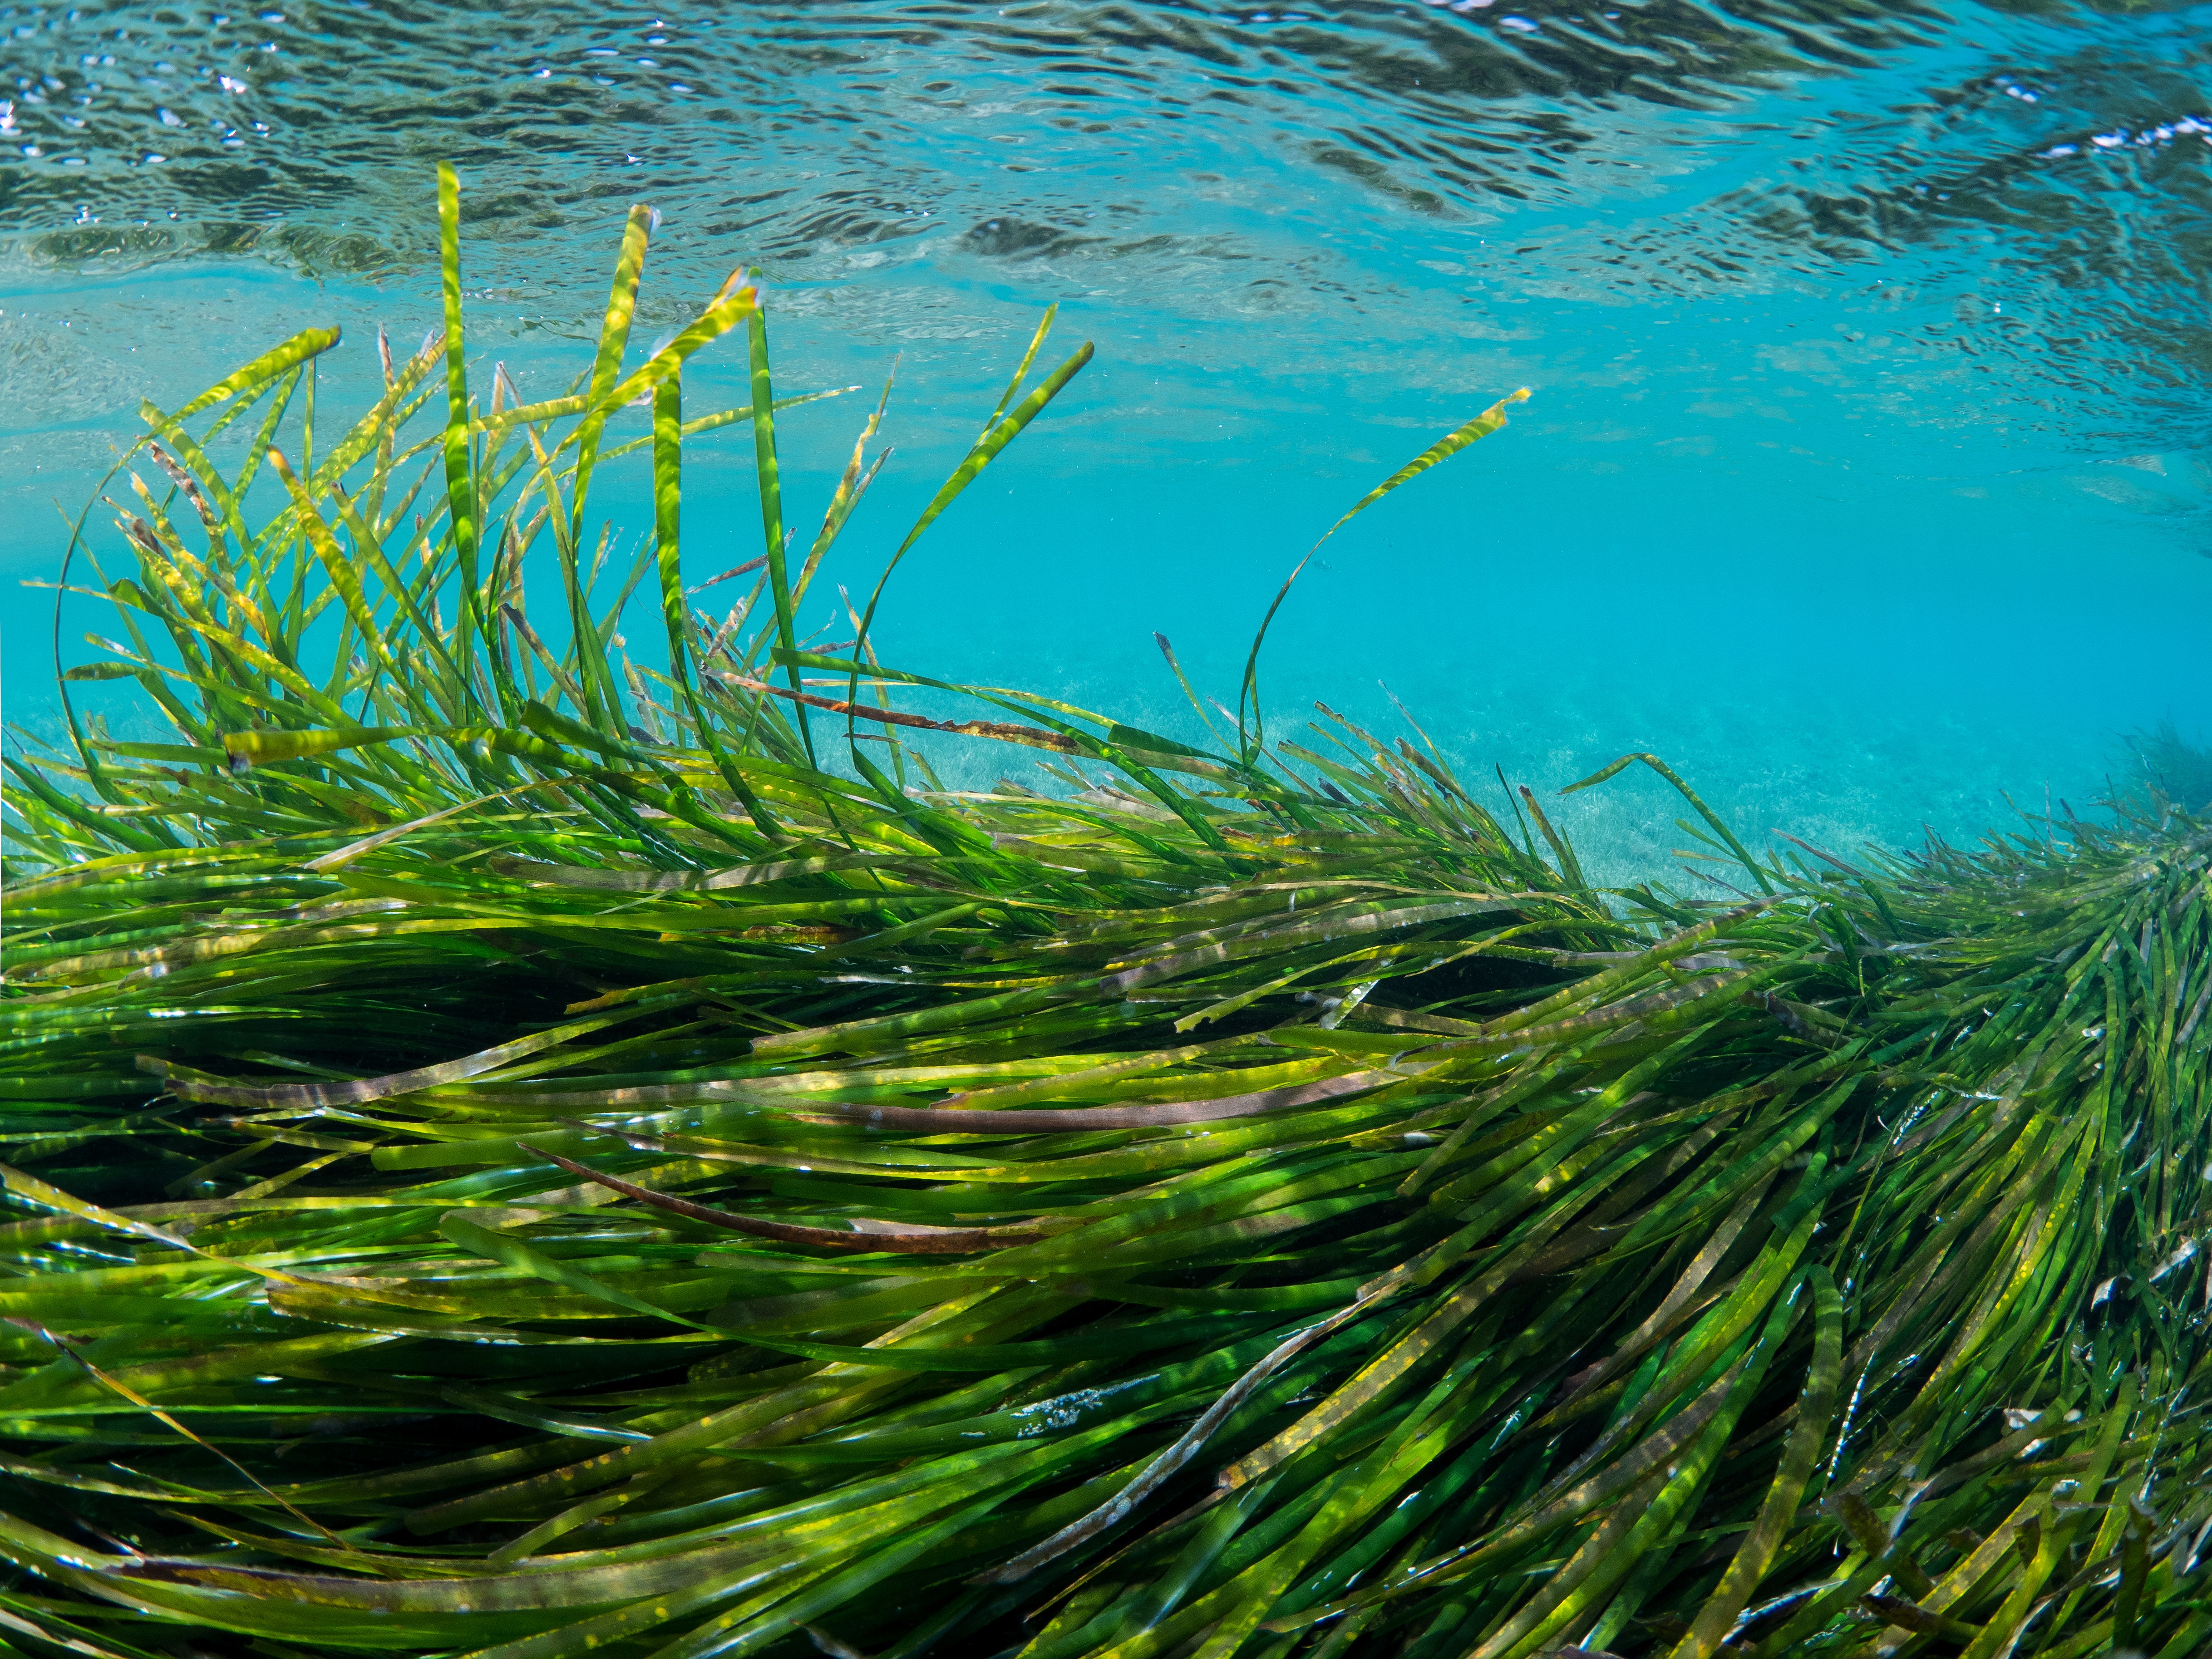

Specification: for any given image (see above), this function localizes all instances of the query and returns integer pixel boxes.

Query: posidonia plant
[2,168,2209,1659]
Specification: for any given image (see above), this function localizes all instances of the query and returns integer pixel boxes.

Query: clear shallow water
[4,0,2208,878]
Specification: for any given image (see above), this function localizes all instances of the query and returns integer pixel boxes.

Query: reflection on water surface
[7,0,2209,412]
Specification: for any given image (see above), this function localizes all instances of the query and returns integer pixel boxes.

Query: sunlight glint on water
[3,0,2207,879]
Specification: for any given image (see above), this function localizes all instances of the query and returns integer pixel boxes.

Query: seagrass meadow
[3,170,2211,1659]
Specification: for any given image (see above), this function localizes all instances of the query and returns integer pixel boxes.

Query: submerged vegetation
[2120,721,2212,818]
[3,171,2210,1659]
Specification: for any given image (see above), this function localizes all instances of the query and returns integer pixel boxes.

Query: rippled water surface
[5,0,2208,873]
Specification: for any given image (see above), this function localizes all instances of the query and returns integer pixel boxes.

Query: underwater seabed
[3,178,2212,1659]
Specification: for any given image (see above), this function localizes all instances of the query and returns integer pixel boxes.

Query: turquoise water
[4,0,2208,878]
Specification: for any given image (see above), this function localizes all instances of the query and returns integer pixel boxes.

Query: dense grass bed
[4,172,2208,1659]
